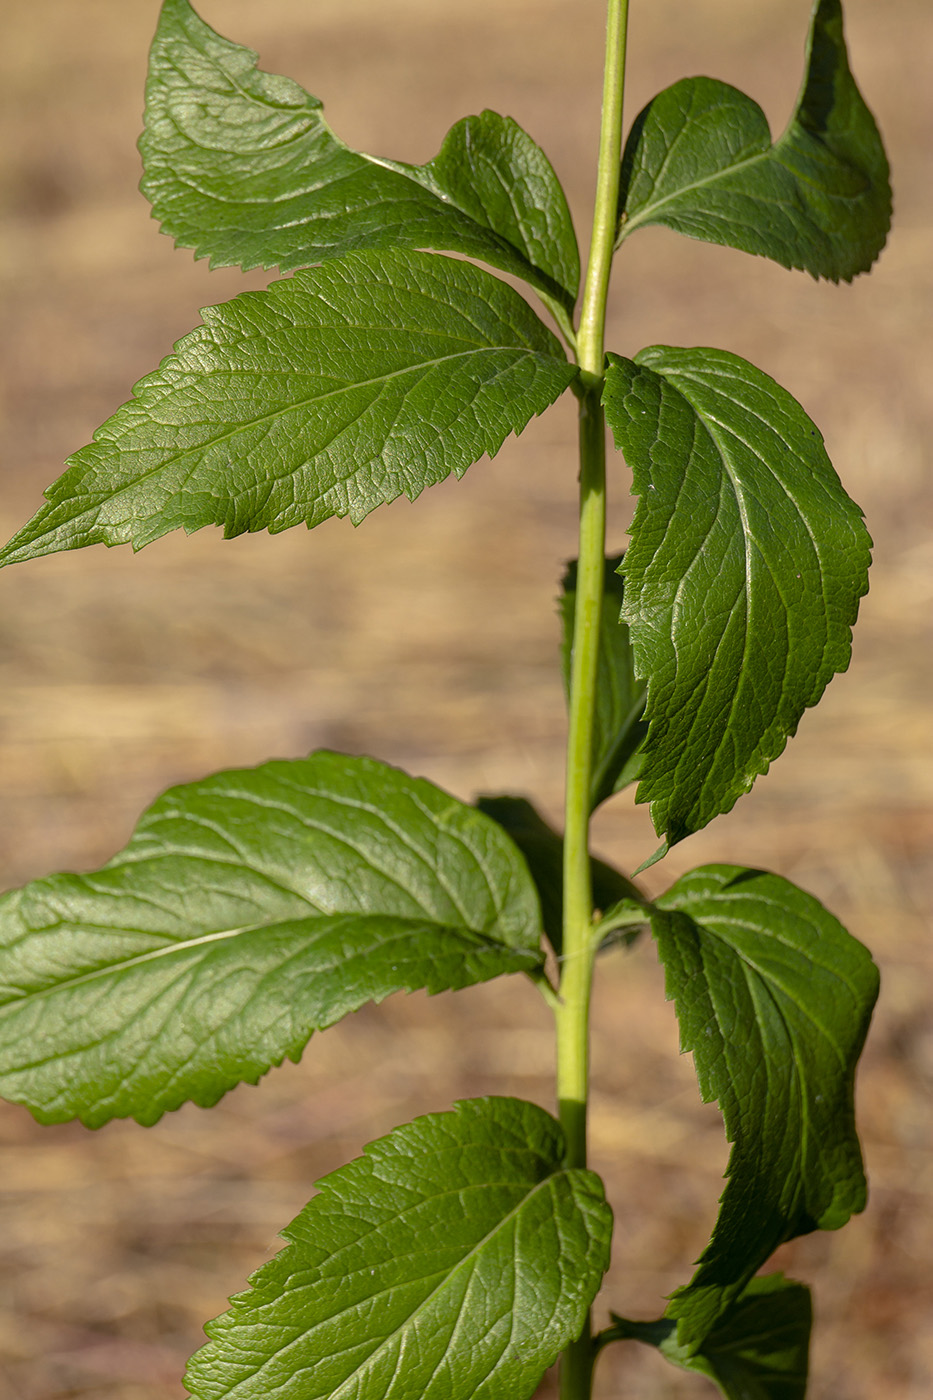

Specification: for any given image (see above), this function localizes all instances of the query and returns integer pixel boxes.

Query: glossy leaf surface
[0,754,543,1126]
[142,0,579,321]
[617,0,890,281]
[560,554,647,810]
[608,1274,811,1400]
[0,251,575,566]
[604,346,870,849]
[477,795,641,956]
[186,1097,612,1400]
[649,865,877,1345]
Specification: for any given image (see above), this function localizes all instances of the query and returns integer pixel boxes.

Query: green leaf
[185,1096,612,1400]
[606,1274,811,1400]
[476,795,641,957]
[617,0,890,281]
[559,554,648,810]
[142,0,579,326]
[0,250,576,567]
[0,753,544,1127]
[646,864,877,1346]
[603,346,871,849]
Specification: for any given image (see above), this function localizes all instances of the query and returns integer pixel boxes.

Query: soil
[0,1,931,1397]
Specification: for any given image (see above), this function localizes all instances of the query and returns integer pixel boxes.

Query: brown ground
[0,1,931,1397]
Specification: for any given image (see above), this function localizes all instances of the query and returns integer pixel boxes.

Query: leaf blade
[617,0,891,281]
[142,0,579,314]
[647,865,877,1345]
[186,1097,612,1400]
[0,251,576,567]
[604,345,871,847]
[0,753,544,1126]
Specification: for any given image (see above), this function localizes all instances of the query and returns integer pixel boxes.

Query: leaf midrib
[53,344,550,519]
[638,368,760,823]
[620,144,773,238]
[619,99,860,243]
[0,913,491,1017]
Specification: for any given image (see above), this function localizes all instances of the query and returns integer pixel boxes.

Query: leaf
[646,864,877,1346]
[476,795,642,957]
[559,554,648,809]
[603,346,871,848]
[617,0,891,281]
[186,1096,612,1400]
[606,1274,812,1400]
[142,0,579,327]
[0,753,544,1127]
[0,250,576,567]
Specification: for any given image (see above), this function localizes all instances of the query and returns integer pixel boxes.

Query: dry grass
[0,1,930,1397]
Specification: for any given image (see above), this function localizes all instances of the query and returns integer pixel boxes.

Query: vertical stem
[556,392,606,1172]
[557,1,630,1397]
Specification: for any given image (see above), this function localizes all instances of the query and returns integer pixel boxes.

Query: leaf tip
[634,840,669,875]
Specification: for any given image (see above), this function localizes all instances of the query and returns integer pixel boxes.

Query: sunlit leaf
[0,753,543,1126]
[0,251,575,566]
[604,346,870,849]
[186,1097,612,1400]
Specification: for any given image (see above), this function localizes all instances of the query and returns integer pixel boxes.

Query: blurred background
[0,1,930,1396]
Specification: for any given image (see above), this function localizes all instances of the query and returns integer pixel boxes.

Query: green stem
[555,390,606,1400]
[556,1,629,1397]
[576,0,630,380]
[556,391,607,1171]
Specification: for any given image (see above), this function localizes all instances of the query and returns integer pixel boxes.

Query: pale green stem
[556,392,607,1169]
[576,0,630,380]
[556,2,630,1398]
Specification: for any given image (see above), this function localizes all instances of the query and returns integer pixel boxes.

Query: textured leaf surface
[186,1097,612,1400]
[617,0,890,281]
[648,865,877,1346]
[142,0,579,320]
[476,795,641,957]
[0,753,543,1127]
[0,251,575,567]
[604,346,871,848]
[609,1274,811,1400]
[560,554,647,809]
